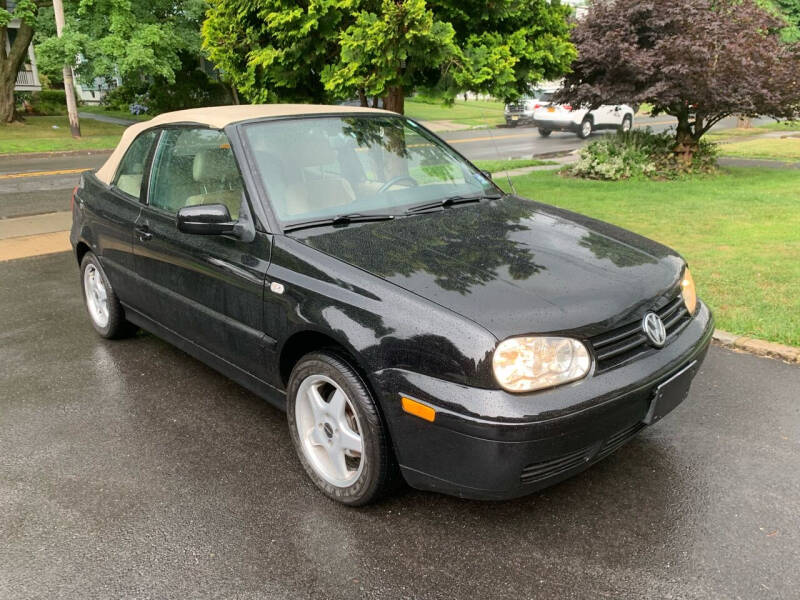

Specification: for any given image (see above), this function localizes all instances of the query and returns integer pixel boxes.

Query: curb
[712,329,800,364]
[0,149,113,160]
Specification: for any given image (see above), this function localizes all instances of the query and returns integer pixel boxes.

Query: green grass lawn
[405,98,505,128]
[0,116,125,154]
[80,105,152,122]
[505,167,800,347]
[718,137,800,161]
[472,158,556,173]
[760,120,800,132]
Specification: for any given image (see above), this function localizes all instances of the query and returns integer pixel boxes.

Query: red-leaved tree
[559,0,800,159]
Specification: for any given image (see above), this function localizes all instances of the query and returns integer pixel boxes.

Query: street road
[1,251,799,599]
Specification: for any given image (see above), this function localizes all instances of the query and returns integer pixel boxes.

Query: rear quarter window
[113,130,158,199]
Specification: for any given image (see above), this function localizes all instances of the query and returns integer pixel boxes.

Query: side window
[148,128,244,220]
[112,130,158,199]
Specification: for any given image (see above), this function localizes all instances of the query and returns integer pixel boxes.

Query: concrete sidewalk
[0,211,71,262]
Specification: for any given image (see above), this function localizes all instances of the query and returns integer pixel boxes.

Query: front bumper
[372,302,714,500]
[505,113,535,126]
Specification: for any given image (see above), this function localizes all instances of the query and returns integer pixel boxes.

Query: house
[5,0,42,92]
[564,0,589,19]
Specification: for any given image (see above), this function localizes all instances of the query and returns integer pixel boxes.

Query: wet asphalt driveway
[1,252,799,599]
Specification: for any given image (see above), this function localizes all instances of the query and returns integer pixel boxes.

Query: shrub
[568,129,718,181]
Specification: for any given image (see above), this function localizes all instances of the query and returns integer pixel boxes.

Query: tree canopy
[35,0,206,86]
[202,0,576,112]
[559,0,800,155]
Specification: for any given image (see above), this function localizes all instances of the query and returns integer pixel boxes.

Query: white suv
[533,102,634,138]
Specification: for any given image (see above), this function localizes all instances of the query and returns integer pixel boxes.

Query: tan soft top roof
[95,104,394,184]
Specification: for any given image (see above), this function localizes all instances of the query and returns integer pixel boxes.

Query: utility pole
[53,0,81,138]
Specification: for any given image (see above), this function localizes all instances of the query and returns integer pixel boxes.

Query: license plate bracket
[643,361,698,425]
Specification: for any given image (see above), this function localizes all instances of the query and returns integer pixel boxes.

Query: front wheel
[286,351,397,505]
[80,252,137,339]
[578,118,593,139]
[537,128,552,137]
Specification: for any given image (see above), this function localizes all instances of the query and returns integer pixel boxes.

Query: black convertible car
[71,105,713,505]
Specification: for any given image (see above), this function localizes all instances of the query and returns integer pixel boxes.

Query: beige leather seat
[282,135,355,218]
[116,173,142,197]
[184,148,242,219]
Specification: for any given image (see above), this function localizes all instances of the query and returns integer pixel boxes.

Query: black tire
[506,120,517,128]
[578,118,593,139]
[286,351,398,506]
[538,128,552,137]
[620,114,633,133]
[79,252,137,339]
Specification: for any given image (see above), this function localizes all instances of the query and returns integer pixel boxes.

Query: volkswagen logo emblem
[642,312,666,347]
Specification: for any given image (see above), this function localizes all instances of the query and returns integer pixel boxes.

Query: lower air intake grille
[520,421,647,485]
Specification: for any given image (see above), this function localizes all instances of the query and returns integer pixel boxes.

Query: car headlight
[493,337,592,393]
[681,268,697,315]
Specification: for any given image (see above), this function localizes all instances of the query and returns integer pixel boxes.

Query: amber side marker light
[401,397,436,422]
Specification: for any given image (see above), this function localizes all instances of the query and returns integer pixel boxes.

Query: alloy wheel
[294,374,364,487]
[83,264,110,328]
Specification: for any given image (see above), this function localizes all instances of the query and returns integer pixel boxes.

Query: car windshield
[539,92,554,102]
[242,115,496,226]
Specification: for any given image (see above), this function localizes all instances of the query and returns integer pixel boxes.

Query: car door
[90,129,158,304]
[133,126,272,379]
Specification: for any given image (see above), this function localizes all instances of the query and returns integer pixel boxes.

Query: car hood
[292,197,685,340]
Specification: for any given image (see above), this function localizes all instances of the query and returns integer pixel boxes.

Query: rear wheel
[578,118,593,139]
[286,351,397,505]
[80,252,137,339]
[621,115,633,132]
[538,128,552,137]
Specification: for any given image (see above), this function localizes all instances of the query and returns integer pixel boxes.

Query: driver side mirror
[177,204,236,236]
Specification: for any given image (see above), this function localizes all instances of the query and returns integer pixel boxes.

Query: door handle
[135,225,153,241]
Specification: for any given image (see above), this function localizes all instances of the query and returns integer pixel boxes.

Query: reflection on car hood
[293,197,685,340]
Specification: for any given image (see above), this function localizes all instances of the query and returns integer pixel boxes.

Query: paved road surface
[1,252,799,599]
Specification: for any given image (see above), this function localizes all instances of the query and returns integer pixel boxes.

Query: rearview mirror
[177,204,236,236]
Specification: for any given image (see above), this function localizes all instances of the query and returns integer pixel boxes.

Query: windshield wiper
[405,193,503,214]
[283,213,395,233]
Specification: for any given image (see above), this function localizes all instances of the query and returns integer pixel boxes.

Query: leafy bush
[103,69,233,116]
[14,89,80,116]
[568,129,718,180]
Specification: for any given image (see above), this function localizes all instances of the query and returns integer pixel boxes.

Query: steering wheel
[377,175,418,194]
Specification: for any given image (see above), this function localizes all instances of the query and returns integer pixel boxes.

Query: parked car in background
[71,104,712,506]
[533,102,634,138]
[504,90,555,127]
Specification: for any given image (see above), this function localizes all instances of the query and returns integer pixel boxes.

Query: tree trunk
[0,77,15,123]
[673,114,698,165]
[1,18,37,123]
[384,86,405,114]
[737,115,752,129]
[230,83,240,105]
[371,96,379,108]
[54,0,81,138]
[358,88,368,107]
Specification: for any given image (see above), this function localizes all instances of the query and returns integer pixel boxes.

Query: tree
[0,0,44,122]
[202,0,576,113]
[768,0,800,41]
[558,0,800,160]
[36,0,206,89]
